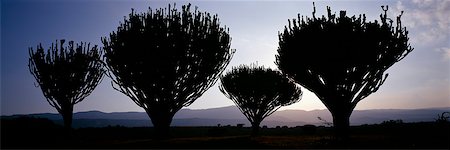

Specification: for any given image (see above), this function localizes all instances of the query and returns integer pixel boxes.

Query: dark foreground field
[1,117,449,149]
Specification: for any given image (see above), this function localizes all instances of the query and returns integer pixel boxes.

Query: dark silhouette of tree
[219,64,302,136]
[276,4,413,139]
[28,40,104,130]
[102,4,234,138]
[436,112,450,123]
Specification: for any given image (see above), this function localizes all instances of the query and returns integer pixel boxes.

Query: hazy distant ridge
[4,106,449,128]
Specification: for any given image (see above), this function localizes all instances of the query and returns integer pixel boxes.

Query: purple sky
[1,0,449,115]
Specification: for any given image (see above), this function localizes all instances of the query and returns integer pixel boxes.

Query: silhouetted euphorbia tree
[102,4,234,138]
[219,64,302,136]
[28,40,104,130]
[276,5,413,139]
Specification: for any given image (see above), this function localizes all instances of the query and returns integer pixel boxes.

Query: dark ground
[1,117,449,149]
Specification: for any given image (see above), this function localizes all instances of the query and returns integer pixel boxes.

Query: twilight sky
[1,0,449,115]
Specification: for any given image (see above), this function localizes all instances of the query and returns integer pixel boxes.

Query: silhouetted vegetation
[317,116,333,126]
[102,4,234,139]
[276,4,413,139]
[2,116,448,149]
[381,119,404,125]
[219,64,302,136]
[436,112,449,123]
[28,40,104,130]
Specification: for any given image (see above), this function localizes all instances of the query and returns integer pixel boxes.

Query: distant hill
[2,106,448,128]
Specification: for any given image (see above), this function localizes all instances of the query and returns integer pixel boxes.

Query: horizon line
[3,105,450,116]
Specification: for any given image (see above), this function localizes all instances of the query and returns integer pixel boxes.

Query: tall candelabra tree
[276,5,413,139]
[102,4,234,138]
[29,40,104,130]
[219,64,302,136]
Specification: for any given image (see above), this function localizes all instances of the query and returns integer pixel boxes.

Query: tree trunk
[60,105,74,137]
[62,110,73,129]
[332,111,350,140]
[251,122,261,136]
[148,111,174,140]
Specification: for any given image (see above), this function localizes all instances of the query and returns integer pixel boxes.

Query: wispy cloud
[394,0,450,60]
[437,47,450,61]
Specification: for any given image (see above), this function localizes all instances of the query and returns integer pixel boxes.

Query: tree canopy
[220,64,302,135]
[276,4,413,139]
[29,40,104,129]
[102,4,234,138]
